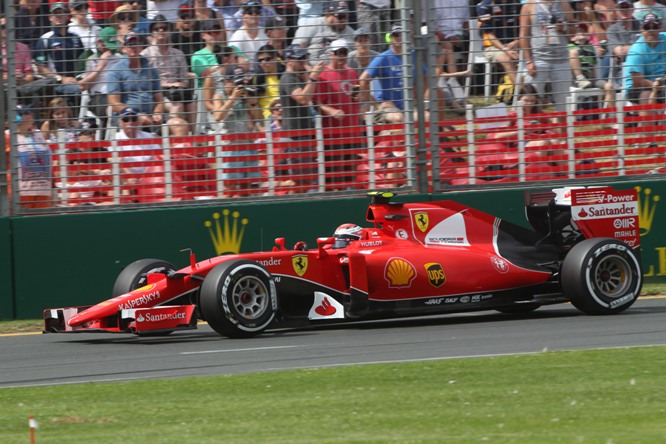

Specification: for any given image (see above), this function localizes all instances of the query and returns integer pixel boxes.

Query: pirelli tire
[199,260,277,339]
[561,238,642,315]
[112,259,177,296]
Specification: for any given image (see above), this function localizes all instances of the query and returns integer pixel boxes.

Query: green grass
[2,347,666,443]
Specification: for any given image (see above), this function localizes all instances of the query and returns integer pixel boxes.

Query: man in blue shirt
[358,23,426,124]
[624,14,666,123]
[107,33,165,129]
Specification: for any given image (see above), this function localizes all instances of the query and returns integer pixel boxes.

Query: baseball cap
[69,0,88,10]
[150,14,170,32]
[124,33,148,46]
[242,1,262,13]
[201,19,223,32]
[50,2,69,13]
[76,120,98,136]
[119,107,139,117]
[643,13,661,28]
[16,104,34,116]
[326,1,348,14]
[390,23,403,35]
[264,15,286,31]
[179,3,194,17]
[225,65,248,83]
[354,27,370,40]
[617,0,632,8]
[99,26,120,50]
[327,39,349,53]
[283,44,308,60]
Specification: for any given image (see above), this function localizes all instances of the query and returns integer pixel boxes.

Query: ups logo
[425,262,446,287]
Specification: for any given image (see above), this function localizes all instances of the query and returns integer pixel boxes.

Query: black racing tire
[199,260,277,339]
[561,238,642,315]
[112,258,177,296]
[495,304,541,314]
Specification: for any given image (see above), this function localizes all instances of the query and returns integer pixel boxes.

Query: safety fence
[7,98,664,212]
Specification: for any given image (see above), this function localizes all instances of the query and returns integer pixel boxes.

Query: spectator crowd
[4,0,666,209]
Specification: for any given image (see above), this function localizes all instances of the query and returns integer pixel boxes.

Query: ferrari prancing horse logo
[414,212,429,232]
[292,254,308,276]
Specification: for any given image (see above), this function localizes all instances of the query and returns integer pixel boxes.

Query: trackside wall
[0,217,13,319]
[4,179,666,320]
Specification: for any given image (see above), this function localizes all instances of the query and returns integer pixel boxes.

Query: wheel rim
[594,254,632,298]
[231,276,269,320]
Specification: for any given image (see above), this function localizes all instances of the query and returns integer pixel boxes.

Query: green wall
[0,217,13,319]
[3,179,666,320]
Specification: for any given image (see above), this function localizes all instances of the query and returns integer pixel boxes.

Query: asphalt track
[2,297,666,389]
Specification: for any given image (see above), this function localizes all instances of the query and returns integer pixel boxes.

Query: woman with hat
[109,4,140,44]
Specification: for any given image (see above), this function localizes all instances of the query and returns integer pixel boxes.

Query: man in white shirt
[228,1,269,61]
[113,107,162,175]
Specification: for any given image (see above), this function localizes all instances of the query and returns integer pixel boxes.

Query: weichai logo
[424,262,446,287]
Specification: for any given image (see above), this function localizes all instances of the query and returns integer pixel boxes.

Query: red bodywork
[44,187,640,336]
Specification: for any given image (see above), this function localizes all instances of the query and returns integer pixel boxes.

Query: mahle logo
[204,209,249,255]
[635,186,659,236]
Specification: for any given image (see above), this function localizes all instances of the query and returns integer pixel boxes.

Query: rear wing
[526,186,639,248]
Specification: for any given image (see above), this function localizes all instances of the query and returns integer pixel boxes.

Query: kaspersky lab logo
[635,186,659,236]
[204,209,248,255]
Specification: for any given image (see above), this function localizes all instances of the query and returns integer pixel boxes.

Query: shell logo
[384,257,416,288]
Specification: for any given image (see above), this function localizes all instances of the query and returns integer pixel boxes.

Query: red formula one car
[44,187,643,339]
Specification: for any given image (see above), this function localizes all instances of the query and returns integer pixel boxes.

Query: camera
[234,76,258,95]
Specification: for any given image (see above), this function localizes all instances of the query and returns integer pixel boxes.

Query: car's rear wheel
[112,258,177,296]
[199,260,277,338]
[561,238,642,315]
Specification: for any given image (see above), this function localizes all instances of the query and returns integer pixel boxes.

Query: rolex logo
[204,209,249,255]
[635,186,659,236]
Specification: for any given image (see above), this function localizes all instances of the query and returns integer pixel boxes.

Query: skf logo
[204,209,249,255]
[414,212,429,232]
[292,254,308,276]
[425,263,446,287]
[385,257,416,288]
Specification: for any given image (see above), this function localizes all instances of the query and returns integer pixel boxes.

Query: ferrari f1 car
[44,187,643,339]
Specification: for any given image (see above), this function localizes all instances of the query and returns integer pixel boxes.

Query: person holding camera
[142,15,196,130]
[209,65,262,195]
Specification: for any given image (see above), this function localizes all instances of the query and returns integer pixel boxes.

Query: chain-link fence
[1,0,663,215]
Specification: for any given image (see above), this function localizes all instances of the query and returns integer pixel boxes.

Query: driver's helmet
[332,223,363,249]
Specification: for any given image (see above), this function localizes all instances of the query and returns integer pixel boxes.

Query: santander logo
[315,297,337,316]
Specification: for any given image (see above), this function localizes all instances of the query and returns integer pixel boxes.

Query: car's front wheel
[112,258,177,296]
[199,260,277,338]
[561,238,642,315]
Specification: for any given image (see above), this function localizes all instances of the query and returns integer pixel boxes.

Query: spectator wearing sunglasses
[107,33,165,129]
[112,107,162,178]
[34,3,85,106]
[264,15,288,58]
[313,39,361,190]
[68,0,101,51]
[292,1,355,63]
[278,44,326,188]
[171,4,204,67]
[109,4,140,44]
[142,16,196,130]
[119,0,152,34]
[253,44,285,121]
[624,14,666,122]
[228,1,269,62]
[226,1,278,36]
[192,20,229,87]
